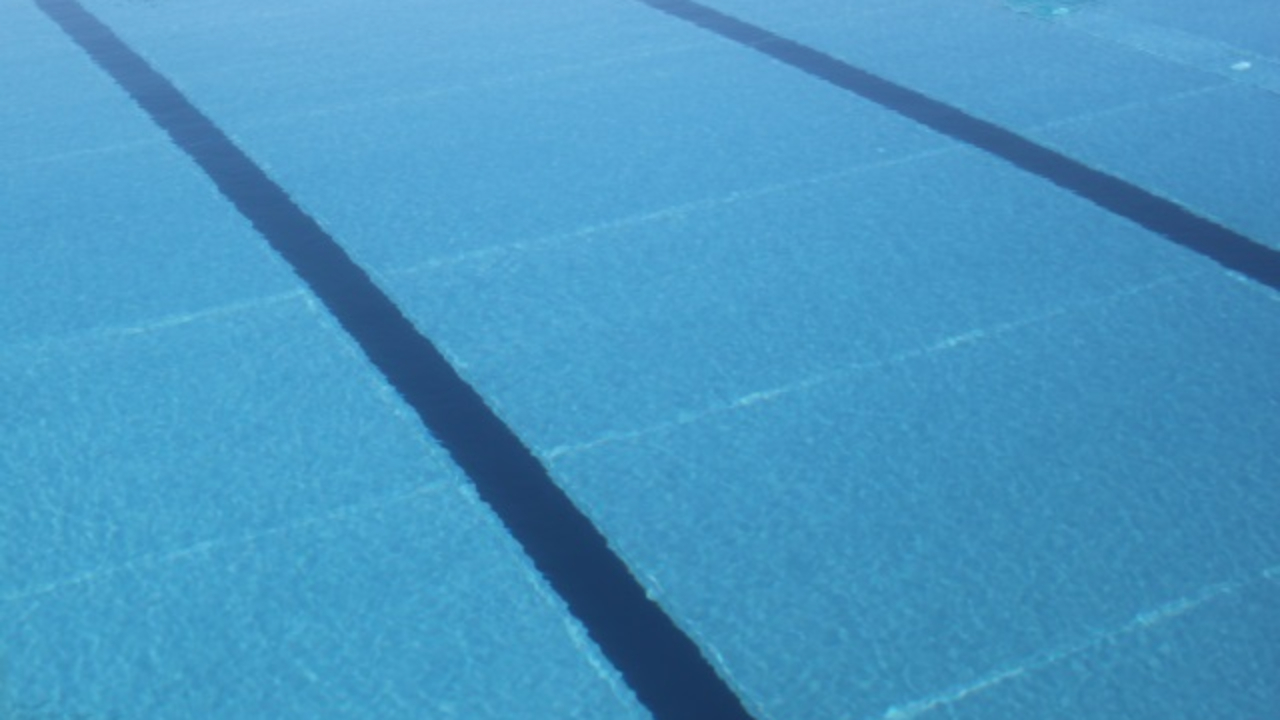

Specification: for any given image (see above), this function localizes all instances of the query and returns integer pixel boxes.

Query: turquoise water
[3,0,1278,717]
[1005,0,1096,17]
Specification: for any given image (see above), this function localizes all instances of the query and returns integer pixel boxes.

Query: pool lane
[1,303,648,718]
[13,0,1280,717]
[30,0,751,717]
[3,0,647,717]
[633,0,1280,287]
[657,0,1280,252]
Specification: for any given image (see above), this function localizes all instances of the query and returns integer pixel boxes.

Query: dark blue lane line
[635,0,1280,292]
[34,1,753,717]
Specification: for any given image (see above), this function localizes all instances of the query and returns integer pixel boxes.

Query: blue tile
[385,148,1209,453]
[545,273,1280,718]
[646,0,1217,129]
[1,299,442,592]
[1,292,643,719]
[5,483,645,718]
[946,573,1280,719]
[0,145,299,345]
[0,0,157,164]
[1035,83,1280,249]
[1081,0,1280,58]
[7,0,1276,715]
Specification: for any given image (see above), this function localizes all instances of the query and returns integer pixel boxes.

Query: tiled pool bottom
[4,0,1279,717]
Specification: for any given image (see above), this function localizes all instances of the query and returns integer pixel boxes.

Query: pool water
[1005,0,1096,17]
[2,0,1278,717]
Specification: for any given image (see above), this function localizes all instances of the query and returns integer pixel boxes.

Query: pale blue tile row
[1080,0,1280,58]
[544,274,1280,719]
[2,5,651,716]
[7,470,645,718]
[679,0,1217,128]
[947,574,1280,719]
[69,0,951,273]
[76,0,692,126]
[1059,7,1280,94]
[0,0,159,164]
[0,146,299,345]
[2,301,433,592]
[0,0,299,344]
[385,147,1208,453]
[638,0,1280,249]
[1033,83,1280,248]
[1,299,646,717]
[10,0,1276,717]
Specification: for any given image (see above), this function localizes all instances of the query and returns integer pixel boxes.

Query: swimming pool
[3,0,1278,717]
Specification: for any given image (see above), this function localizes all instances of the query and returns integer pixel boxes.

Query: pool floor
[2,0,1278,717]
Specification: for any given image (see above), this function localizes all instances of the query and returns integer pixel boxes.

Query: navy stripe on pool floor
[33,0,754,718]
[636,0,1280,292]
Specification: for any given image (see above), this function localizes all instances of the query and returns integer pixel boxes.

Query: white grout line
[6,136,163,168]
[237,38,718,131]
[543,272,1199,461]
[875,561,1280,719]
[1030,81,1233,133]
[385,145,960,281]
[0,483,450,605]
[5,35,1244,364]
[380,76,1237,284]
[0,289,306,359]
[1058,9,1280,95]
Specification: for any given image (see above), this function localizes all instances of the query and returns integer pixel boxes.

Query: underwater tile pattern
[3,0,1277,716]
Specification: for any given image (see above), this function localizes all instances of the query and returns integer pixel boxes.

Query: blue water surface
[2,0,1277,717]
